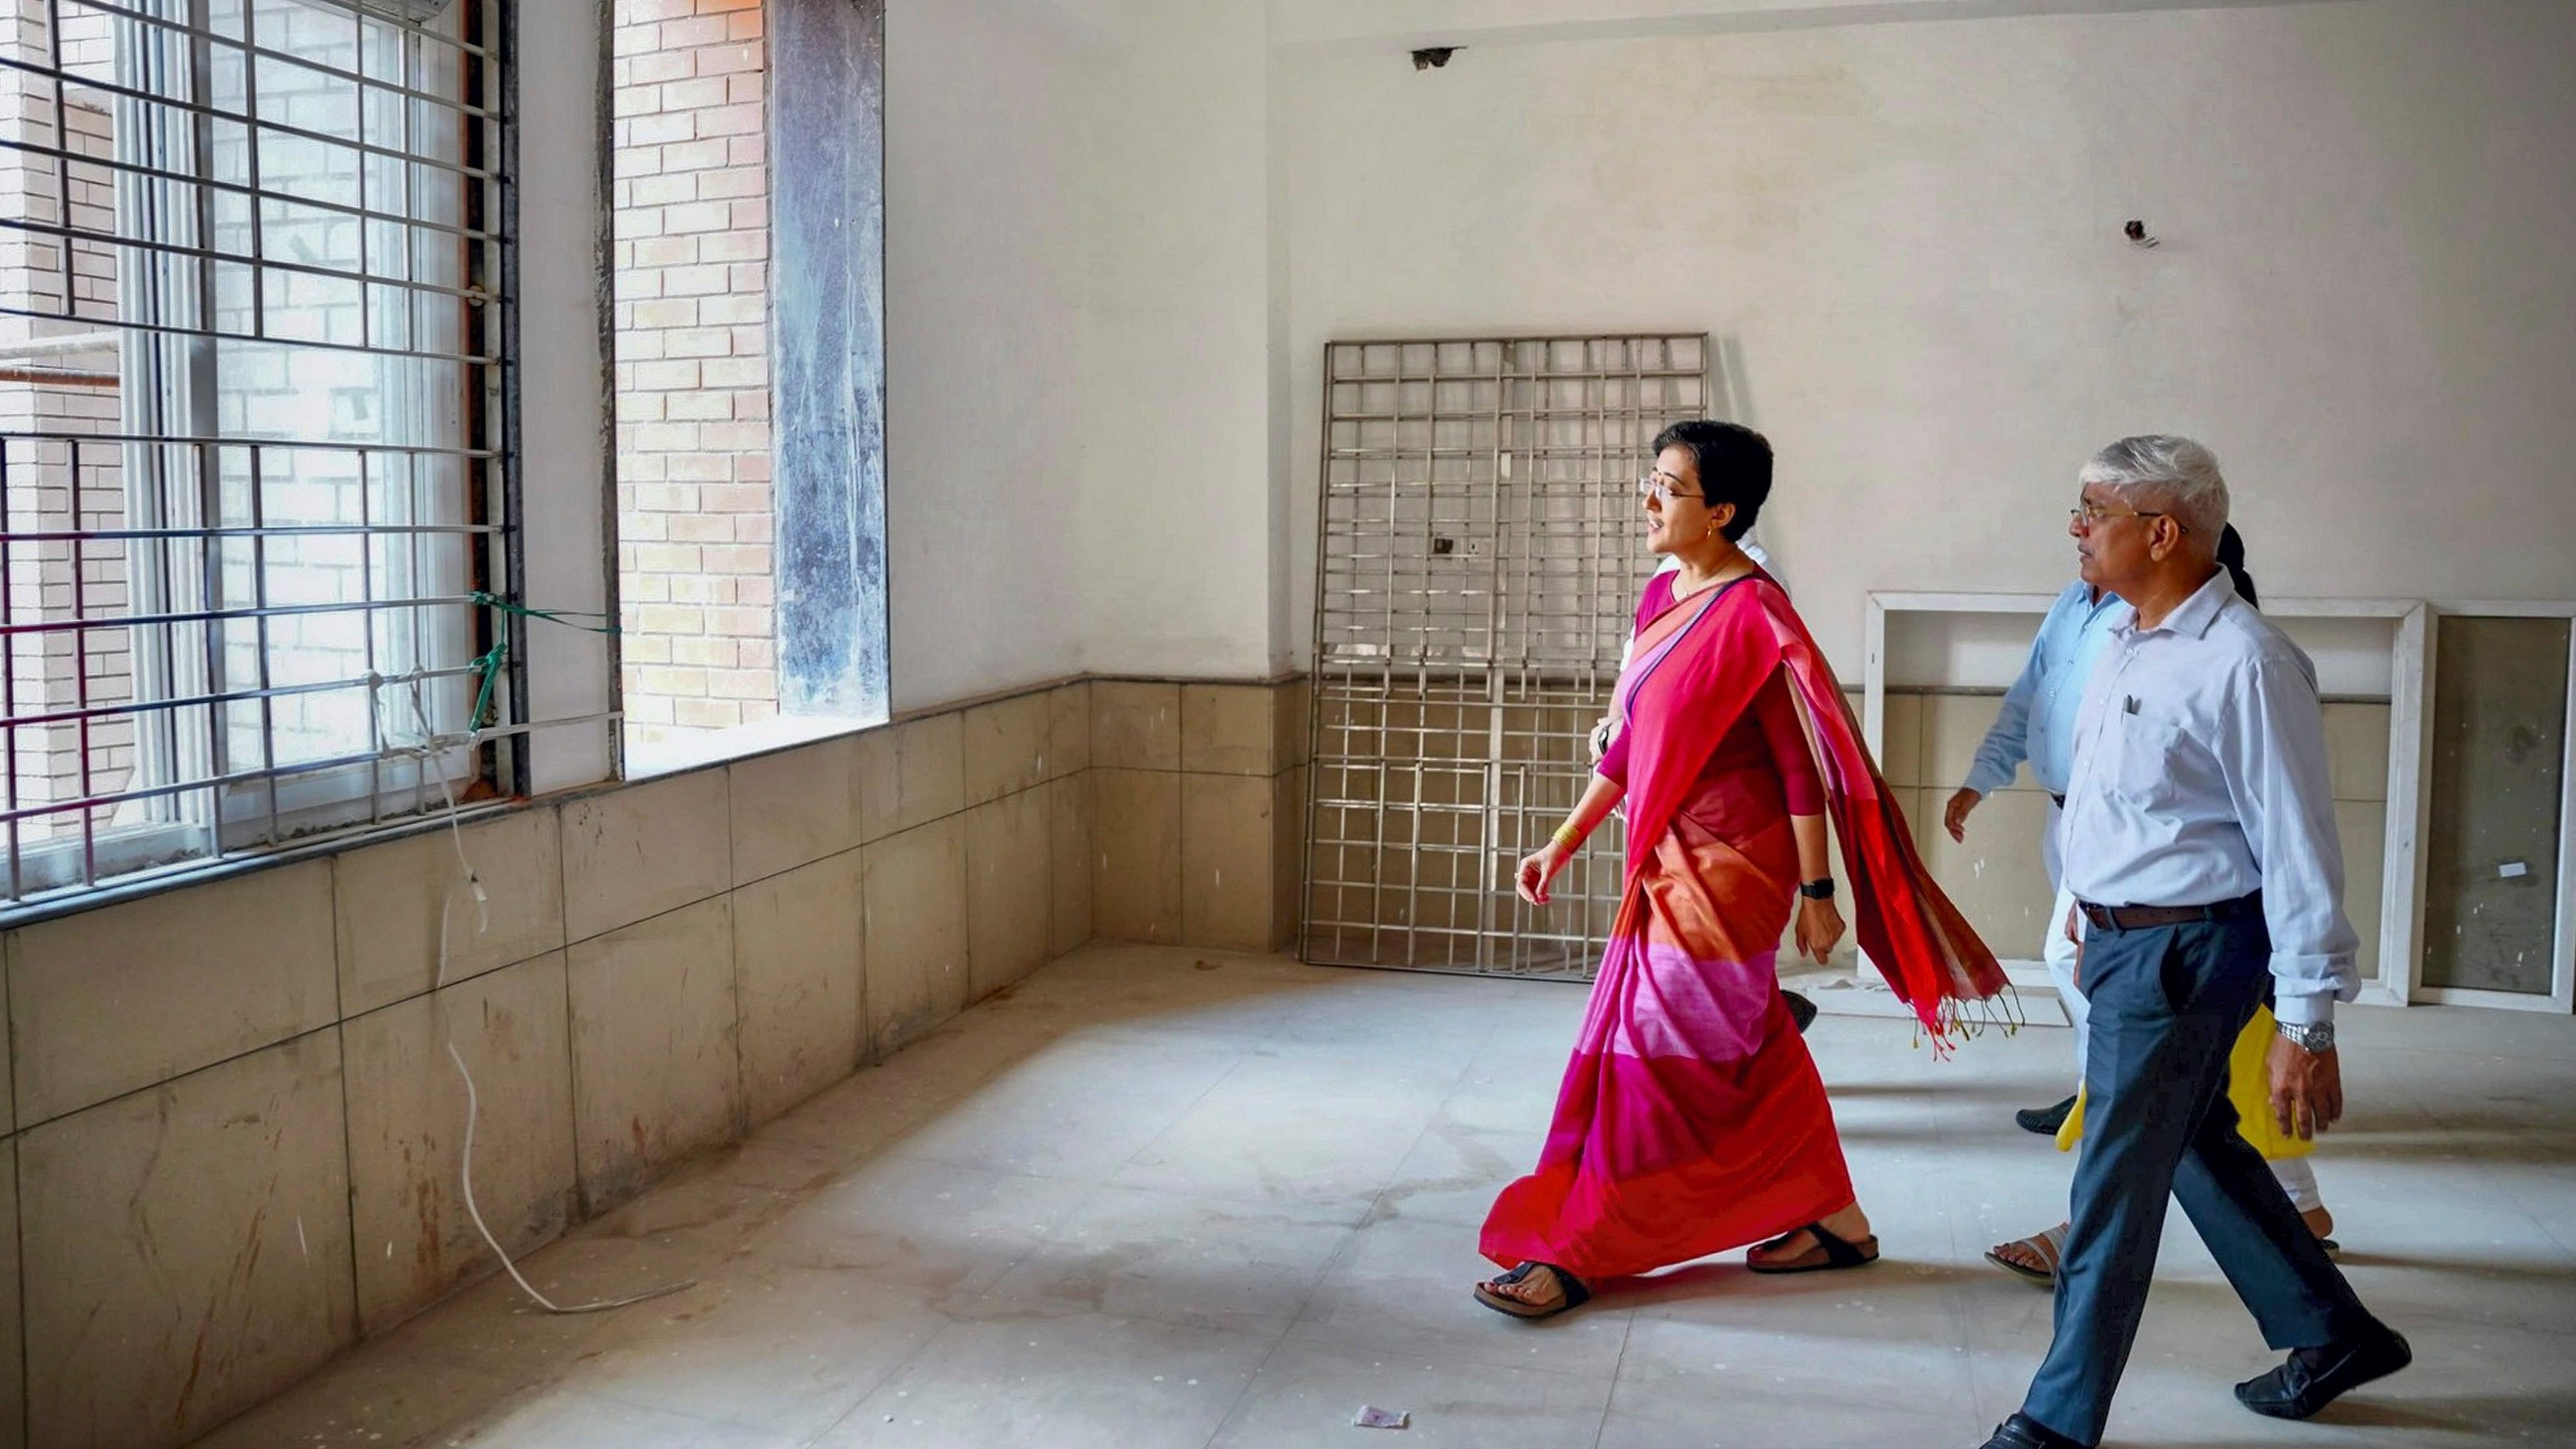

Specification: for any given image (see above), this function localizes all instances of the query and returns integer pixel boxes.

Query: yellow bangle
[1551,823,1583,851]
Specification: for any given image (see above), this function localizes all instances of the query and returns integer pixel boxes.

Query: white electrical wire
[392,674,693,1315]
[445,1041,689,1314]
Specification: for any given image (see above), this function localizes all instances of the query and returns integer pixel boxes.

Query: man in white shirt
[1976,438,2406,1449]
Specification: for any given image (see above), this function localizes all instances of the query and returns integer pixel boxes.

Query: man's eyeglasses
[1638,474,1702,505]
[2069,502,2187,533]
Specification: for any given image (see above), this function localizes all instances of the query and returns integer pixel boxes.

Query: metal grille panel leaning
[1302,334,1709,978]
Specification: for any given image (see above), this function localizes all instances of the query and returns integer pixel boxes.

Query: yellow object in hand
[2055,1004,2314,1162]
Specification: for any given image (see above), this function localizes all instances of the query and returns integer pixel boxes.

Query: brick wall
[610,0,776,747]
[1,2,132,843]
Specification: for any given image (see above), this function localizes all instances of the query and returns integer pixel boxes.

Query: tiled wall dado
[1089,679,1309,954]
[0,679,1102,1449]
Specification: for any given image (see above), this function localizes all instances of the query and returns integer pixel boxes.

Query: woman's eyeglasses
[1638,475,1702,505]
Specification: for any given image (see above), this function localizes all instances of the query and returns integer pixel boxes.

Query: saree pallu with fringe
[1480,573,2008,1280]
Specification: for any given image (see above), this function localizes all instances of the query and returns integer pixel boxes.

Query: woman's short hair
[1651,420,1771,542]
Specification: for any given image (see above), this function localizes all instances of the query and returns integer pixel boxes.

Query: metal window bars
[0,0,517,908]
[1301,334,1711,978]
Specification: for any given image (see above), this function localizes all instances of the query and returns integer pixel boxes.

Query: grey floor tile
[449,1388,806,1448]
[813,1311,1276,1449]
[182,1344,524,1449]
[883,1034,1248,1184]
[976,1181,1355,1335]
[1295,1215,1635,1378]
[560,1259,945,1439]
[187,946,2576,1449]
[1364,1117,1542,1229]
[1604,1316,1990,1449]
[1108,1052,1459,1215]
[751,1157,1075,1302]
[1208,1325,1617,1449]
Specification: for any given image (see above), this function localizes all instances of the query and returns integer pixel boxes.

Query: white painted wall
[881,0,1098,711]
[881,0,1279,708]
[519,0,616,791]
[1276,0,2576,676]
[1066,0,1277,682]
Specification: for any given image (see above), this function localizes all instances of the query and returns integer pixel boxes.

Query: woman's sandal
[1474,1261,1592,1321]
[1984,1223,2068,1286]
[1747,1221,1880,1275]
[1985,1217,2329,1286]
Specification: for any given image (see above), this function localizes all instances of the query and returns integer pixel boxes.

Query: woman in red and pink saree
[1475,422,2008,1320]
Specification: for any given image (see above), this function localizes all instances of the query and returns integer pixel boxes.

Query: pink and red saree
[1481,572,2005,1280]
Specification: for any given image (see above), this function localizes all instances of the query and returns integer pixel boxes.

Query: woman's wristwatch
[1799,878,1835,901]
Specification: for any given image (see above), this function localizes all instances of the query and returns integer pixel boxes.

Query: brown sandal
[1747,1221,1880,1275]
[1474,1261,1592,1320]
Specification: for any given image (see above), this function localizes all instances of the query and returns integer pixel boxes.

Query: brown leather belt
[2078,892,2262,932]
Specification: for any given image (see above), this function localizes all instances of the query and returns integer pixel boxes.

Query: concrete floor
[191,944,2576,1449]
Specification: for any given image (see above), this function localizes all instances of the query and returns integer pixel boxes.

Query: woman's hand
[1515,842,1572,905]
[1794,893,1845,964]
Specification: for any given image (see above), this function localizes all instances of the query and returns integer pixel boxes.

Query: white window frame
[1862,591,2431,1010]
[2403,600,2576,1014]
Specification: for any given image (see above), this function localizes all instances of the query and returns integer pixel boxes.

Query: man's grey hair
[2079,435,2229,541]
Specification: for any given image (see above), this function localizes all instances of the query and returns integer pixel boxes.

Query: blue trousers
[2020,912,2382,1446]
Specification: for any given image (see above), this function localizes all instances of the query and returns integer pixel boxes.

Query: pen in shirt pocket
[2123,696,2140,715]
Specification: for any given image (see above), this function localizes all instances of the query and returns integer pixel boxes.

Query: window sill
[622,713,878,779]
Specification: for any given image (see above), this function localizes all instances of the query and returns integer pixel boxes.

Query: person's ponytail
[2217,523,2259,609]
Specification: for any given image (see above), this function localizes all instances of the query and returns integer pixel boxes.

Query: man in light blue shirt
[1945,579,2124,1134]
[1948,582,2125,879]
[1976,437,2402,1449]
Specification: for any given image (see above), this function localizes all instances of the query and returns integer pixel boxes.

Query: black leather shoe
[1972,1412,2087,1449]
[2235,1329,2412,1420]
[2016,1094,2077,1135]
[1784,989,1818,1034]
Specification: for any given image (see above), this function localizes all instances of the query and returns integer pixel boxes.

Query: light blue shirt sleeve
[1962,613,2049,797]
[2218,648,2363,1025]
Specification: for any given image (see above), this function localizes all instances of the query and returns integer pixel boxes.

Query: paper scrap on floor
[1354,1404,1410,1429]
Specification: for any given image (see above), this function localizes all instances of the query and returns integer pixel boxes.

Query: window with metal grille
[0,0,513,907]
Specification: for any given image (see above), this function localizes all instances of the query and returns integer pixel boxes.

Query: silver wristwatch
[2274,1018,2335,1054]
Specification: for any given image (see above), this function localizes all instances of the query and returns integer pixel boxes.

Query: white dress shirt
[2057,569,2361,1025]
